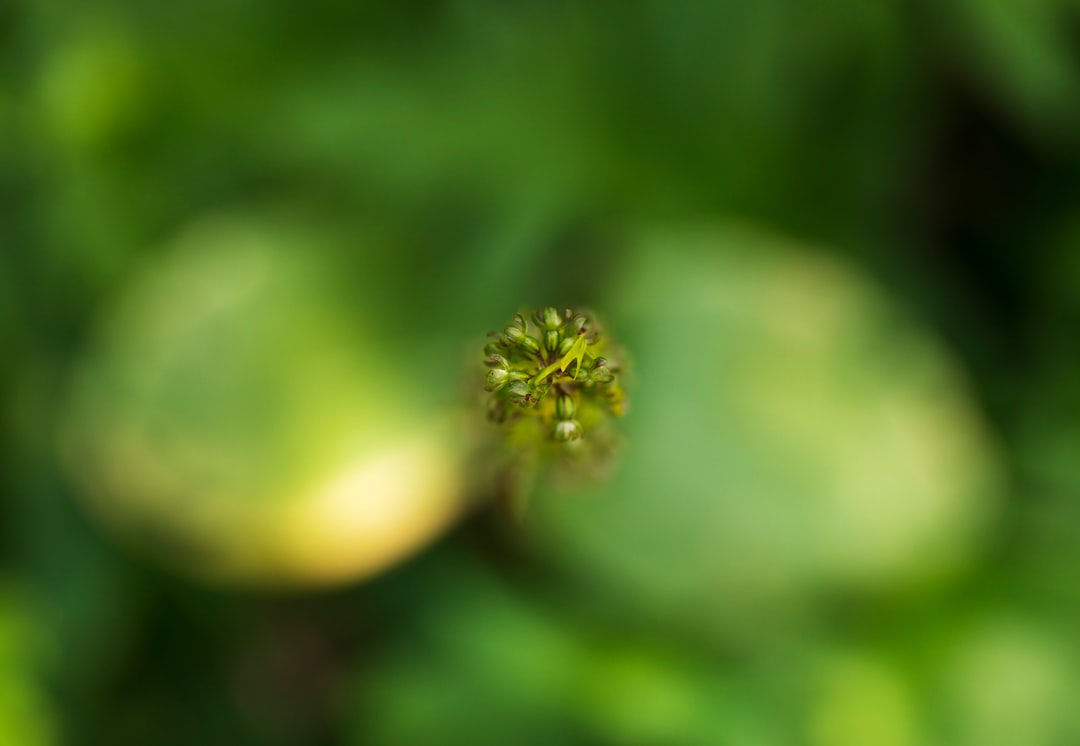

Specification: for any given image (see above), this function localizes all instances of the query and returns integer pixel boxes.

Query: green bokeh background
[4,0,1080,744]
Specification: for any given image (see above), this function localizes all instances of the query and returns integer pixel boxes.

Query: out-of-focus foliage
[61,216,467,586]
[935,0,1080,141]
[532,226,1003,640]
[0,583,54,746]
[4,0,1080,743]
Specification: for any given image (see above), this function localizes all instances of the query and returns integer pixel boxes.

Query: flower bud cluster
[483,307,626,443]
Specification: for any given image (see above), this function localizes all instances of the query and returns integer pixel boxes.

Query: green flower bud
[556,394,575,420]
[589,366,614,383]
[544,329,560,353]
[486,368,510,390]
[520,334,541,355]
[557,336,575,356]
[485,354,510,369]
[503,325,526,345]
[509,380,547,408]
[553,419,583,442]
[543,306,562,330]
[572,315,589,335]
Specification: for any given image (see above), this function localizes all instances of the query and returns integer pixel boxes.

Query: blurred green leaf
[532,224,1004,642]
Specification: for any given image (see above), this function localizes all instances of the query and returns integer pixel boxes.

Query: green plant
[482,307,627,489]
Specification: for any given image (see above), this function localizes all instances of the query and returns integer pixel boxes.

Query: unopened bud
[556,394,575,420]
[543,306,562,330]
[553,419,583,442]
[503,325,526,345]
[544,329,560,353]
[589,366,614,383]
[486,368,510,390]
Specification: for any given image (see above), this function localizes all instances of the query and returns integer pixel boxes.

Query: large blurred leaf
[60,215,467,587]
[532,224,1004,641]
